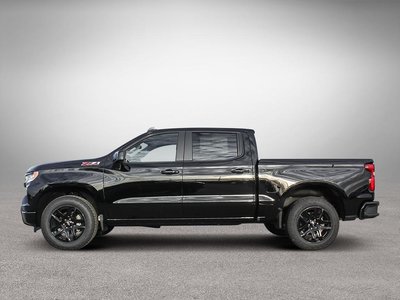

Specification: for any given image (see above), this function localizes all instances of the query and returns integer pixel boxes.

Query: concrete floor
[0,181,399,299]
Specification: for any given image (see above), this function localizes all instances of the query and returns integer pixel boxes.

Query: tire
[264,223,287,236]
[41,195,98,250]
[96,225,114,237]
[286,197,339,250]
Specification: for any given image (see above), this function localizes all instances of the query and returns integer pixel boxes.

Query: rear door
[182,130,256,219]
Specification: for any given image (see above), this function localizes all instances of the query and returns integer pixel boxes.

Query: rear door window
[192,132,239,161]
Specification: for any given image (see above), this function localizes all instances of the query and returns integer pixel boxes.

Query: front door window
[126,133,178,163]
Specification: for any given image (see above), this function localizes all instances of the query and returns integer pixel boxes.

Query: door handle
[161,169,180,175]
[231,168,250,174]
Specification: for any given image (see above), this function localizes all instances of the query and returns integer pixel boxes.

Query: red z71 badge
[81,161,100,167]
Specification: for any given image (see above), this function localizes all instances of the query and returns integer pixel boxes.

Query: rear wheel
[41,195,98,250]
[264,223,287,236]
[286,197,339,250]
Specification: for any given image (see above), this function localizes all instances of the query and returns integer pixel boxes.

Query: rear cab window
[191,132,240,161]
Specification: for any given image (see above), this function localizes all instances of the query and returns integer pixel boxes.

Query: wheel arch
[281,182,347,220]
[35,183,102,227]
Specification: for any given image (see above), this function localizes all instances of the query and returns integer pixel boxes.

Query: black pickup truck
[21,127,379,250]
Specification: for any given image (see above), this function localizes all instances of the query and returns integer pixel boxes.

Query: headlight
[25,171,39,187]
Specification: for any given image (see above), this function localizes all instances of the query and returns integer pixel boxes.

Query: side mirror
[112,150,130,171]
[113,150,126,162]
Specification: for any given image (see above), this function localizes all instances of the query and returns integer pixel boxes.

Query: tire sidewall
[287,197,339,250]
[41,195,98,250]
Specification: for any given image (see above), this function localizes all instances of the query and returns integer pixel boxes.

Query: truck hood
[27,158,104,173]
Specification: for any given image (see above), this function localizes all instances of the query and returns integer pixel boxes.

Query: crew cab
[21,127,379,250]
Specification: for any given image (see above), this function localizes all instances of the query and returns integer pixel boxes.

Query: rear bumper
[359,201,379,219]
[21,195,37,227]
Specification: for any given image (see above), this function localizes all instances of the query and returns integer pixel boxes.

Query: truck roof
[148,127,255,133]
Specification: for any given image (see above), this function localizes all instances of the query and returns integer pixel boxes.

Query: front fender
[26,168,105,214]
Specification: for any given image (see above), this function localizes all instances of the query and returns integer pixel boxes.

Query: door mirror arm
[112,150,131,171]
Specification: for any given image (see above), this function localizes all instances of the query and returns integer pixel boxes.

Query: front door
[104,131,184,220]
[182,131,256,220]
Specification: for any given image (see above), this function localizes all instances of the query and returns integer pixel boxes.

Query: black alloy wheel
[49,206,86,242]
[286,197,339,250]
[41,195,98,250]
[297,206,332,243]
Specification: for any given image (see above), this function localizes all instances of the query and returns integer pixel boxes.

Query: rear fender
[280,181,347,219]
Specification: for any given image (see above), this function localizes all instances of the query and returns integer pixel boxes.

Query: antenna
[147,127,156,132]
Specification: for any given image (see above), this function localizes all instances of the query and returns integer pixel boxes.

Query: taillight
[364,163,375,192]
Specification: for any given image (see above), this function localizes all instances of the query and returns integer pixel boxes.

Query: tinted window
[192,132,238,161]
[126,133,178,162]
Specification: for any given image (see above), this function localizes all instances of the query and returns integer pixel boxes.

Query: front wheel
[41,195,98,250]
[286,197,339,250]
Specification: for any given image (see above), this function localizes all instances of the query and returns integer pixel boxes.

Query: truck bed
[259,158,373,165]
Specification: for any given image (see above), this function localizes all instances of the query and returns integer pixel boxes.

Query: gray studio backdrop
[1,0,399,188]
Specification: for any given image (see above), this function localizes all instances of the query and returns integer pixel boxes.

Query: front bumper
[21,195,37,227]
[359,201,379,219]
